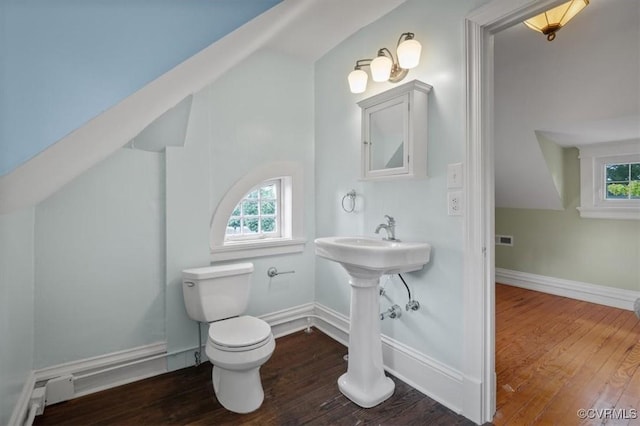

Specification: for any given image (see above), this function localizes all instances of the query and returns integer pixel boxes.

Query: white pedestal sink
[314,236,431,408]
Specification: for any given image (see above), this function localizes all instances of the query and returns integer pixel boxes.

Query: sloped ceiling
[264,0,406,61]
[494,0,640,210]
[0,0,282,176]
[0,0,406,214]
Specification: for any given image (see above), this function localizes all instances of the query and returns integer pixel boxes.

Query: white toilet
[182,262,275,414]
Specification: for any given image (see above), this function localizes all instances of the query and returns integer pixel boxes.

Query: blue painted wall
[0,0,280,176]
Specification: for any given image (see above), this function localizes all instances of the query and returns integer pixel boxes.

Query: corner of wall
[536,132,566,208]
[0,208,36,426]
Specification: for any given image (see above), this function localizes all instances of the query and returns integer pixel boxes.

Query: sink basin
[314,235,431,408]
[315,236,431,276]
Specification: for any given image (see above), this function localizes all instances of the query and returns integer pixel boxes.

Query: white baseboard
[260,302,316,338]
[34,341,167,381]
[10,342,168,426]
[312,303,350,345]
[11,302,466,425]
[496,268,640,311]
[11,304,317,422]
[8,372,36,426]
[35,342,168,399]
[380,335,464,414]
[312,303,465,417]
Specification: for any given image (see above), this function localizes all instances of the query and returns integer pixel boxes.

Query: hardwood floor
[32,285,640,425]
[494,284,640,426]
[35,329,473,426]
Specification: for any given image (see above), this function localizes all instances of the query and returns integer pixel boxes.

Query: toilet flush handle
[267,267,295,278]
[184,281,196,287]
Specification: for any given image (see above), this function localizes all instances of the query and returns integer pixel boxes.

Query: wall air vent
[495,235,514,246]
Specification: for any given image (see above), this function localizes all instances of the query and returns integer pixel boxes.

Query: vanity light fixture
[524,0,589,41]
[348,32,422,94]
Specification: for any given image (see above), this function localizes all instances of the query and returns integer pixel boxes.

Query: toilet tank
[182,263,254,323]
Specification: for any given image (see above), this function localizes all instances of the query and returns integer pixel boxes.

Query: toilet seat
[209,316,272,352]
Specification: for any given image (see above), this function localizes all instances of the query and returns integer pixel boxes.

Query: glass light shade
[370,55,393,82]
[397,38,422,69]
[524,0,588,35]
[348,69,368,94]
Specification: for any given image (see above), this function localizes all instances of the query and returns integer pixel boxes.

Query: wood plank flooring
[494,284,640,426]
[34,329,473,426]
[32,285,640,425]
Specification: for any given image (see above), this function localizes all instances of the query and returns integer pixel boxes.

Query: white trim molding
[12,302,470,425]
[34,342,168,399]
[496,268,640,311]
[464,0,567,423]
[259,302,317,338]
[9,343,168,426]
[311,303,466,418]
[210,161,306,262]
[7,372,36,426]
[577,140,640,220]
[381,336,464,415]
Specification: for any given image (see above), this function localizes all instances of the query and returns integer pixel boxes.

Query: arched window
[225,179,282,241]
[210,162,305,261]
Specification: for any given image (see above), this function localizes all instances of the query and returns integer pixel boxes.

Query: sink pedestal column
[338,272,394,407]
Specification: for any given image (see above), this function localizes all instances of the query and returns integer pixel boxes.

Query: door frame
[462,0,566,423]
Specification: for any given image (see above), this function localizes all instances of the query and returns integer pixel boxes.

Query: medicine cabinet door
[362,93,410,179]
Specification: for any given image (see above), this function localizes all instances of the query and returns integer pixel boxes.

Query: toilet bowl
[206,315,275,413]
[181,263,275,414]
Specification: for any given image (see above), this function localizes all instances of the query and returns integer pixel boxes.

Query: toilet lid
[208,316,272,348]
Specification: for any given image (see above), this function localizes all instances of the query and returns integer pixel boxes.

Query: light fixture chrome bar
[347,32,422,94]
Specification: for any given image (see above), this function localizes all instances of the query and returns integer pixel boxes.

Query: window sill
[210,238,306,262]
[577,206,640,220]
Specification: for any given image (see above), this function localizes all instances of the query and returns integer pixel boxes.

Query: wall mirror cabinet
[358,79,431,180]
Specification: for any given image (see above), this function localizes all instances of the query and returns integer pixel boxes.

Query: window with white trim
[604,161,640,201]
[578,141,640,220]
[225,180,282,241]
[210,161,305,261]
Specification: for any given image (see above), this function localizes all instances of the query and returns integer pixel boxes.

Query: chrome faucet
[375,215,397,241]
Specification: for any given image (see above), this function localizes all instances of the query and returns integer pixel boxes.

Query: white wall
[315,0,487,371]
[494,0,640,210]
[207,49,316,316]
[34,149,165,367]
[0,208,35,425]
[6,44,314,381]
[1,1,494,418]
[164,47,316,368]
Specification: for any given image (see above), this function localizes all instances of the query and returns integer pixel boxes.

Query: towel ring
[341,190,356,213]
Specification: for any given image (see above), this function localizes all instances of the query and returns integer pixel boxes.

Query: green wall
[496,148,640,291]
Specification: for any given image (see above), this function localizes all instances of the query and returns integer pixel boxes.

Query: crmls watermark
[577,408,638,420]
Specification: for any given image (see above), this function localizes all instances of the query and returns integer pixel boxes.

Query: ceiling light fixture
[524,0,589,41]
[348,32,422,94]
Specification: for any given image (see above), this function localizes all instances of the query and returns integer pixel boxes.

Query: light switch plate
[447,163,463,189]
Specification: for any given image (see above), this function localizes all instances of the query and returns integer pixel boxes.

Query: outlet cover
[447,191,463,216]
